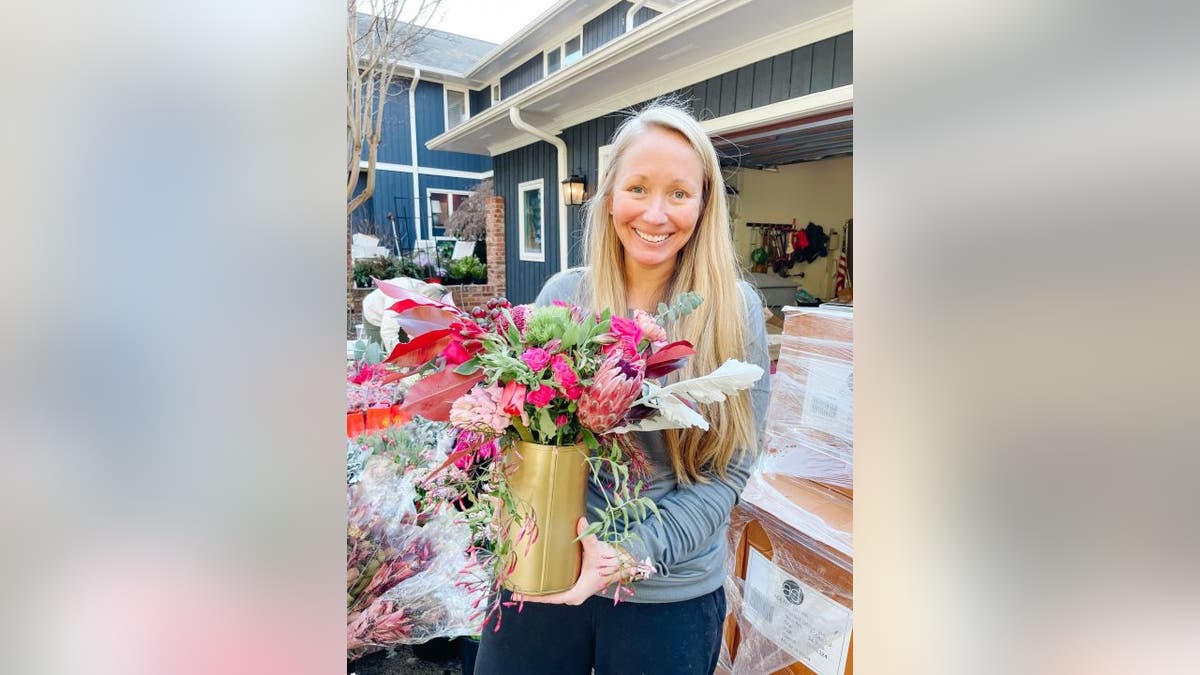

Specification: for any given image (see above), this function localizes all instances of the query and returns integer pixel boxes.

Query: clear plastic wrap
[720,501,853,675]
[346,425,483,660]
[761,306,853,493]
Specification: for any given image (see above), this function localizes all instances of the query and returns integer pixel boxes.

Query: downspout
[509,107,569,274]
[626,0,647,31]
[408,68,423,245]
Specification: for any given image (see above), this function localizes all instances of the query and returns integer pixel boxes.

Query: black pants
[473,587,726,675]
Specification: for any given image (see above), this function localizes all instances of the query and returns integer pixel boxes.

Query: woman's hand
[511,517,624,606]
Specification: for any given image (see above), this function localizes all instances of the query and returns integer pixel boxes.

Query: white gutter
[508,107,569,274]
[626,0,647,31]
[408,68,423,245]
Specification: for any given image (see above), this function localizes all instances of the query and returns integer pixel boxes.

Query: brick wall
[449,195,506,309]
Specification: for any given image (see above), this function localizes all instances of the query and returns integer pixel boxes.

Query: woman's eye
[628,185,645,194]
[672,190,688,199]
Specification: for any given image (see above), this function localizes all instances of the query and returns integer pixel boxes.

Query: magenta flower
[442,340,472,365]
[510,305,531,334]
[520,347,551,373]
[453,431,500,470]
[526,384,556,407]
[549,353,578,389]
[578,353,644,433]
[555,414,568,427]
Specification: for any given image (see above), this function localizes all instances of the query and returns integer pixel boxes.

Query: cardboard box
[763,306,853,496]
[721,497,853,675]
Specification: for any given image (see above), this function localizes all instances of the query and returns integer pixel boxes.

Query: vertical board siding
[469,87,491,117]
[810,37,836,92]
[415,80,492,172]
[790,44,814,97]
[494,141,560,303]
[832,32,853,87]
[500,53,544,99]
[377,79,412,165]
[583,2,662,55]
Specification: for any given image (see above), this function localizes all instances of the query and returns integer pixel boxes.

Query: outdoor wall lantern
[561,170,586,206]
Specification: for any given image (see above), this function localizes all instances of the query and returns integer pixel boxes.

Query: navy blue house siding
[493,141,559,304]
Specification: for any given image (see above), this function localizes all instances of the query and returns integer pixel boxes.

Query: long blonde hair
[579,103,757,483]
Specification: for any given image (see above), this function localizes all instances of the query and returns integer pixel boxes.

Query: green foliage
[446,255,487,284]
[655,292,704,323]
[524,305,573,346]
[352,255,424,287]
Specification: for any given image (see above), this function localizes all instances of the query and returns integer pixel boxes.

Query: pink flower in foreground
[526,384,556,407]
[578,353,644,433]
[499,380,527,418]
[520,347,551,373]
[449,384,509,435]
[453,431,500,470]
[510,305,532,334]
[442,340,472,366]
[632,309,667,345]
[555,414,568,427]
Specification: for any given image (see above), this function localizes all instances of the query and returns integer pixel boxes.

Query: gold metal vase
[501,440,589,595]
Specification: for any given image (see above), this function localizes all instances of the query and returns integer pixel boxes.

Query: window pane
[563,36,581,66]
[547,48,561,74]
[452,194,469,210]
[430,193,449,238]
[446,90,466,129]
[522,188,542,257]
[492,84,501,102]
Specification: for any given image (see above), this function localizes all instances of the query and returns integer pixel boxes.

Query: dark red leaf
[643,340,695,378]
[384,328,454,367]
[400,369,485,422]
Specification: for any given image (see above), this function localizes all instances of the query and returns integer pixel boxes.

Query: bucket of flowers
[377,280,764,626]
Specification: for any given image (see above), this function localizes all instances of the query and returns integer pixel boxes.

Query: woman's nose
[642,198,669,224]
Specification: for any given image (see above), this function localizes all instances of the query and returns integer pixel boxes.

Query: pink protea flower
[449,383,510,435]
[526,384,556,407]
[632,309,667,345]
[578,353,644,434]
[520,347,551,373]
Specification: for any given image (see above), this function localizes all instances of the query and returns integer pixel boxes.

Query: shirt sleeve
[619,282,772,570]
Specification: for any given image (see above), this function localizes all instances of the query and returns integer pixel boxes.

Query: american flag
[834,220,851,294]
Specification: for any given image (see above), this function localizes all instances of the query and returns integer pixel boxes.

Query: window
[491,83,501,103]
[598,144,613,185]
[427,189,471,239]
[563,34,582,67]
[444,88,468,130]
[518,179,545,262]
[545,33,583,76]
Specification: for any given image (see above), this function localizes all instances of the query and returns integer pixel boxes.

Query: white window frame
[491,83,501,103]
[426,187,473,240]
[443,86,470,131]
[562,33,583,68]
[517,179,546,263]
[545,32,583,76]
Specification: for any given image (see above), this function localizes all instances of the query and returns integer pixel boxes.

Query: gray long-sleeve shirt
[534,268,771,603]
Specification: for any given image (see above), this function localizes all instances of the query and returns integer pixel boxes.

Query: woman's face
[609,126,704,278]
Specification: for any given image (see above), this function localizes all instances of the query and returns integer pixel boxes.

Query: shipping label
[742,548,852,675]
[798,358,853,441]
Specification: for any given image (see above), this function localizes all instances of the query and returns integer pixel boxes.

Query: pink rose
[499,380,527,417]
[550,354,579,389]
[609,315,643,348]
[564,384,583,400]
[555,414,569,427]
[526,385,556,407]
[520,347,551,373]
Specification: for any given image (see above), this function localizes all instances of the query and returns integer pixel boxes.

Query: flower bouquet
[379,280,763,625]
